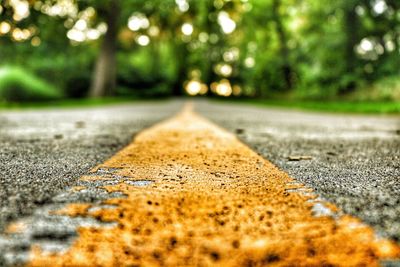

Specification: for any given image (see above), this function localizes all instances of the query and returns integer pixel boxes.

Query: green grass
[1,93,399,114]
[0,96,152,110]
[219,98,400,114]
[0,66,62,102]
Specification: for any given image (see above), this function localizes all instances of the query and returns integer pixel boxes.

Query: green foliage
[117,43,176,97]
[0,67,62,102]
[23,50,93,98]
[349,76,400,101]
[0,0,399,102]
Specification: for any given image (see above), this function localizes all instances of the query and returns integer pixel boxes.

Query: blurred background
[0,0,399,110]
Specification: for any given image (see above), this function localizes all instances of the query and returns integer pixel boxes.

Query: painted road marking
[21,104,400,266]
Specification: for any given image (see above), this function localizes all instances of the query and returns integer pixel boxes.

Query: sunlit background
[0,0,399,103]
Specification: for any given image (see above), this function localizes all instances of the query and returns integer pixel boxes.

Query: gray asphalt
[0,99,399,264]
[196,100,400,242]
[0,101,182,231]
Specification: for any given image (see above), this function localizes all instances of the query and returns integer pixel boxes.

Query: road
[0,101,182,231]
[196,100,400,242]
[0,99,399,265]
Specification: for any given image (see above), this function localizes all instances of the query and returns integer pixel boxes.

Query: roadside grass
[0,66,62,102]
[217,98,400,114]
[0,97,148,110]
[1,95,399,114]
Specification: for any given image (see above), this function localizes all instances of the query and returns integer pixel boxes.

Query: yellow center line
[28,104,399,266]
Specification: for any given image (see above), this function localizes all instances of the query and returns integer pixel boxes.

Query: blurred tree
[1,0,399,100]
[84,0,120,97]
[342,0,361,92]
[272,0,294,91]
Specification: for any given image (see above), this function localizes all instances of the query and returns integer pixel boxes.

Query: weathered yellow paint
[28,105,399,266]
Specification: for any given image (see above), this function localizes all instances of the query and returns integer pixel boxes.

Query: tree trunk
[202,1,217,95]
[272,0,293,91]
[171,40,187,96]
[89,1,119,98]
[343,2,358,91]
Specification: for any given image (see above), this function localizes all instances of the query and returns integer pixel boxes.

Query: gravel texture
[0,100,182,232]
[195,100,400,242]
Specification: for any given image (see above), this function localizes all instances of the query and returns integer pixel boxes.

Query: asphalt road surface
[0,99,399,252]
[0,101,183,232]
[22,104,399,266]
